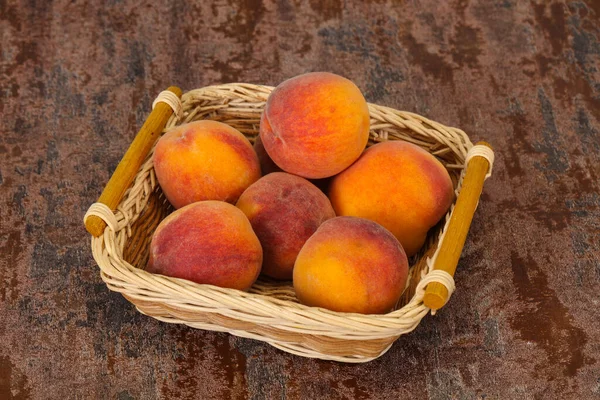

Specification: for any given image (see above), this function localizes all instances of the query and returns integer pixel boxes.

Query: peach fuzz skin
[236,172,335,280]
[260,72,370,179]
[153,120,261,209]
[147,201,262,291]
[329,141,454,257]
[293,217,408,314]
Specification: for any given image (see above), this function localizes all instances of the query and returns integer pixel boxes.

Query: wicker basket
[84,84,494,362]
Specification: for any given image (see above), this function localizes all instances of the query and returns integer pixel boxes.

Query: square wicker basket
[84,84,494,362]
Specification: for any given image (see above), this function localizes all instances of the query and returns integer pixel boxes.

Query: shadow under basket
[84,84,494,363]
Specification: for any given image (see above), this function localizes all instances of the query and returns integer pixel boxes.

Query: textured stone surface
[1,0,600,398]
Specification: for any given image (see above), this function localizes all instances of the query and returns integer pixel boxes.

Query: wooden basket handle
[423,141,494,311]
[84,86,182,237]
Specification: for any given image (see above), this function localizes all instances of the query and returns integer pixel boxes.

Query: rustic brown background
[1,0,599,399]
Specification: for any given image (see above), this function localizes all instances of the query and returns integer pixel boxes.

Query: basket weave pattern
[89,84,473,362]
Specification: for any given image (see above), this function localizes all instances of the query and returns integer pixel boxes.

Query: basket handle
[84,86,182,237]
[423,141,494,311]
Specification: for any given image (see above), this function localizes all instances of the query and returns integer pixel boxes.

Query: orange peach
[147,201,262,290]
[260,72,370,179]
[329,141,454,256]
[154,120,261,209]
[236,172,335,280]
[293,217,408,314]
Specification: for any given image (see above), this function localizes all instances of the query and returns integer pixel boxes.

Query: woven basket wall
[88,84,473,362]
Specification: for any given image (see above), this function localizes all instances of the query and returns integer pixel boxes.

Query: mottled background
[1,0,599,399]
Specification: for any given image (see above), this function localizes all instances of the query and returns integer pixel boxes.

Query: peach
[236,172,336,280]
[147,201,262,290]
[260,72,370,179]
[154,120,261,209]
[293,217,408,314]
[329,141,454,256]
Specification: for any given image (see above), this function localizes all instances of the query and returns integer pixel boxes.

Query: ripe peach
[293,217,408,314]
[329,141,454,256]
[260,72,370,179]
[147,201,262,290]
[236,172,335,280]
[153,120,261,209]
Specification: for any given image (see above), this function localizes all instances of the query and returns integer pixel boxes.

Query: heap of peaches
[148,72,454,315]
